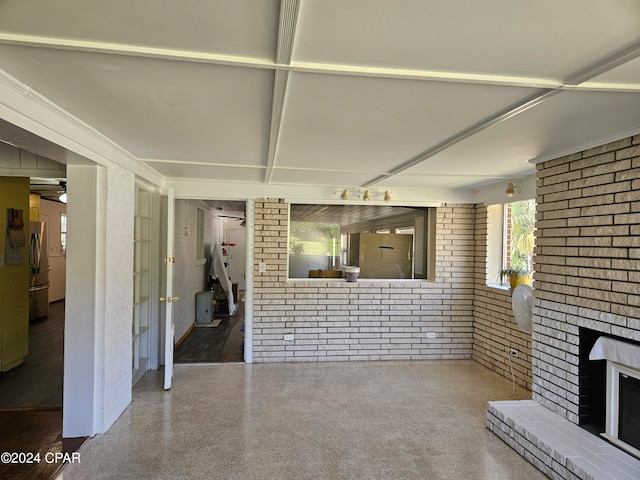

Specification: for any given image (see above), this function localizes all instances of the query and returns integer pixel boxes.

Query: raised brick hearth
[488,400,640,480]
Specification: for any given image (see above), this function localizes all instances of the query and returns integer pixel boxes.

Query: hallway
[173,294,244,363]
[59,360,547,480]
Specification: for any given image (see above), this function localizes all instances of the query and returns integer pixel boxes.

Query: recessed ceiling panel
[403,90,640,187]
[0,44,273,166]
[0,0,280,60]
[294,0,640,80]
[587,56,640,86]
[146,163,265,182]
[275,72,537,173]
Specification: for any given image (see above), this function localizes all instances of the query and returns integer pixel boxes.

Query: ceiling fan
[30,178,67,203]
[218,212,246,227]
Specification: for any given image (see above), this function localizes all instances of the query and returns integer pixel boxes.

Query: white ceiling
[0,0,639,196]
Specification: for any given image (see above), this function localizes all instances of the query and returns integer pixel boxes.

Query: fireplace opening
[578,327,607,434]
[578,328,640,459]
[619,372,640,451]
[585,333,640,458]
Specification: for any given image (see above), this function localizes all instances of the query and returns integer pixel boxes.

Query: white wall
[101,164,134,431]
[173,200,208,341]
[63,158,134,437]
[40,198,66,302]
[64,161,100,437]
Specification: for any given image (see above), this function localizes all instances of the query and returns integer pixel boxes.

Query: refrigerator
[29,221,49,321]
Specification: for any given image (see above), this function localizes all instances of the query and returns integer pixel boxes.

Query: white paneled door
[163,189,176,390]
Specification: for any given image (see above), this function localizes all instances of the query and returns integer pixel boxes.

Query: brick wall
[472,204,534,389]
[533,134,640,422]
[252,199,476,362]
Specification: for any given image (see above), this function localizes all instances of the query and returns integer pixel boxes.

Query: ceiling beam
[264,0,301,183]
[362,89,560,187]
[2,33,638,93]
[264,70,289,183]
[276,0,301,65]
[564,40,640,87]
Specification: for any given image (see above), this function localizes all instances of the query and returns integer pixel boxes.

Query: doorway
[171,199,248,364]
[0,174,75,478]
[0,186,67,409]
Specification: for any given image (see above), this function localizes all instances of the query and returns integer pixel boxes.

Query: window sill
[486,282,511,292]
[287,278,433,283]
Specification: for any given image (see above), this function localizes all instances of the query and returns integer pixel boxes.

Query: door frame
[162,196,253,366]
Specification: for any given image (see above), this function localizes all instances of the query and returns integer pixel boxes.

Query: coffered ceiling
[0,0,639,195]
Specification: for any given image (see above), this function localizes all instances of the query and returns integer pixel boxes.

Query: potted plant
[290,242,305,255]
[499,268,532,288]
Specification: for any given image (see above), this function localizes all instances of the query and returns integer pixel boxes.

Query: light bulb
[505,183,515,198]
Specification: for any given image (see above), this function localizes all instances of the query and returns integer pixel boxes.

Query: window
[487,199,535,286]
[505,200,535,272]
[60,213,67,253]
[288,204,435,280]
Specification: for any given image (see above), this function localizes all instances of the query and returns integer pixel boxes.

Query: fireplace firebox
[620,371,640,450]
[588,334,640,459]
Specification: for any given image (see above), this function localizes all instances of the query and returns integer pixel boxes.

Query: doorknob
[160,296,179,303]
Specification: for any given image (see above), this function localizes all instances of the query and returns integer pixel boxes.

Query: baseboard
[175,323,194,348]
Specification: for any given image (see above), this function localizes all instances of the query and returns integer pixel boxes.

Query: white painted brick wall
[252,200,475,362]
[533,134,640,421]
[102,164,134,432]
[472,204,534,390]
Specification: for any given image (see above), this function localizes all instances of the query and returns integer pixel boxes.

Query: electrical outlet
[284,334,294,341]
[509,349,518,358]
[426,332,437,339]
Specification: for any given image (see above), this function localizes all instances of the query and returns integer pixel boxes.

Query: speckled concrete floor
[57,361,547,480]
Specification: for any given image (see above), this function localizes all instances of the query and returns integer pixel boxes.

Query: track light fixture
[337,189,391,202]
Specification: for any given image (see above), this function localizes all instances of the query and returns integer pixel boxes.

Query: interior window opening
[289,204,435,280]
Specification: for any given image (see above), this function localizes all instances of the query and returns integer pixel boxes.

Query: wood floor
[174,295,245,363]
[0,301,64,409]
[0,300,85,480]
[0,409,84,480]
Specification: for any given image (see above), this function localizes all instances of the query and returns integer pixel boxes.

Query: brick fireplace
[489,135,640,479]
[532,135,640,424]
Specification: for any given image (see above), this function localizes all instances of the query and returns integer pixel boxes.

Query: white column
[63,159,103,438]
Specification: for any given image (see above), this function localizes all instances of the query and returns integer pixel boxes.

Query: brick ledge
[487,400,640,480]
